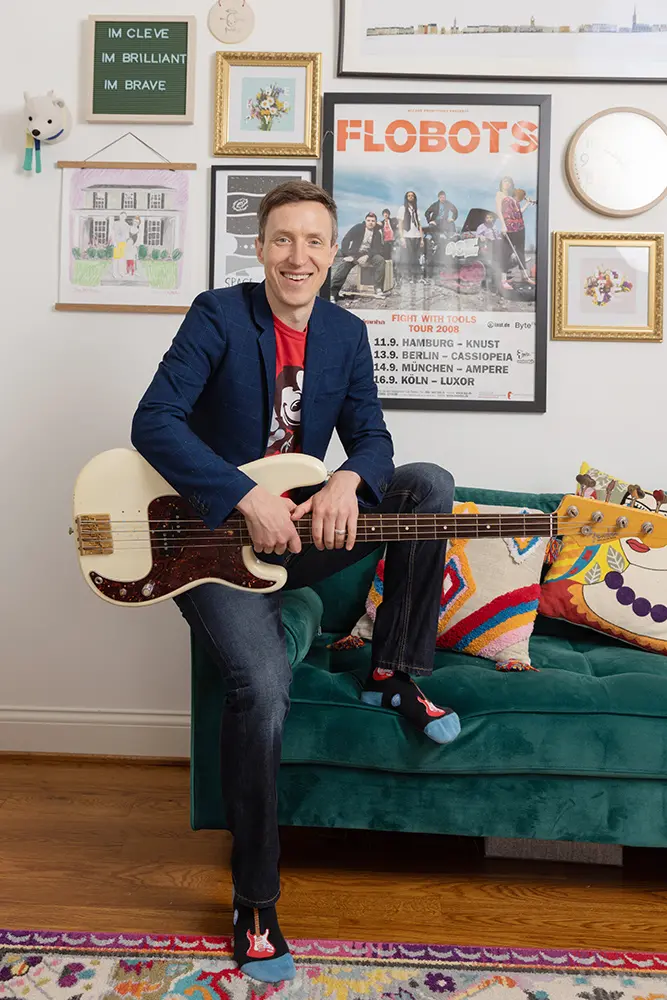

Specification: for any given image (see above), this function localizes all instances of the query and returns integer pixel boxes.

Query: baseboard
[0,706,191,757]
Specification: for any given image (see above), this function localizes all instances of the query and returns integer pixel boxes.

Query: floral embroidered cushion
[539,462,667,654]
[342,503,549,672]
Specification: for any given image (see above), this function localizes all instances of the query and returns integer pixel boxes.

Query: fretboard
[214,512,557,545]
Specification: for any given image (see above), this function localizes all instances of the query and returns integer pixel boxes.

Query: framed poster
[553,232,664,341]
[338,0,667,83]
[322,93,551,412]
[214,52,321,156]
[87,15,196,123]
[56,161,197,313]
[209,165,317,289]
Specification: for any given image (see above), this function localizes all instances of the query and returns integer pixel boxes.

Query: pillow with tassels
[332,502,549,671]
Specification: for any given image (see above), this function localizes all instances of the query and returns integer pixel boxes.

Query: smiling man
[131,181,459,985]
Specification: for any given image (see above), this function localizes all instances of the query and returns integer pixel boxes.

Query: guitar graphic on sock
[417,694,448,718]
[246,909,276,959]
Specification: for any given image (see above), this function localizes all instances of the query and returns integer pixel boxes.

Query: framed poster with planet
[208,164,316,290]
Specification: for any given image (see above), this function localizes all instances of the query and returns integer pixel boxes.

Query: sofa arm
[281,587,324,666]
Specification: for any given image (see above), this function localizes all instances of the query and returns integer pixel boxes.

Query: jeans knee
[228,660,292,722]
[393,462,454,507]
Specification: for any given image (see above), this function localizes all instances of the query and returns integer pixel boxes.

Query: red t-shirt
[264,314,307,456]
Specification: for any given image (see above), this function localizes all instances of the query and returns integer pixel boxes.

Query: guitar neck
[225,511,557,545]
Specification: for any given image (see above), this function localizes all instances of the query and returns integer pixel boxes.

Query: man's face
[256,201,338,311]
[486,214,494,226]
[365,214,377,229]
[438,194,446,203]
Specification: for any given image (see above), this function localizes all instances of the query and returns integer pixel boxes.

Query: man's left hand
[291,470,361,551]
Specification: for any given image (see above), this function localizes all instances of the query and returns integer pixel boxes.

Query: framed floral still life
[214,51,321,157]
[552,232,664,341]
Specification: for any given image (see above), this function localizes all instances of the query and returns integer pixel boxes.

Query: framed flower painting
[214,51,321,157]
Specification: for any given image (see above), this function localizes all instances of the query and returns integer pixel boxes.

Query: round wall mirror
[566,108,667,218]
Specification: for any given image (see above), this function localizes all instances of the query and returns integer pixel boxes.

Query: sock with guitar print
[233,902,295,982]
[361,667,461,745]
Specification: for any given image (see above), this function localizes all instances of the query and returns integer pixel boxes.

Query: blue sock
[361,667,461,745]
[233,902,295,983]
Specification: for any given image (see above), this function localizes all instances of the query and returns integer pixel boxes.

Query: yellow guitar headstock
[556,494,667,545]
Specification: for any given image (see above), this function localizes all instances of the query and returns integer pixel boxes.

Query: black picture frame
[322,92,551,413]
[337,0,667,85]
[209,164,317,291]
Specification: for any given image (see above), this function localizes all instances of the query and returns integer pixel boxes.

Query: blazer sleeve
[130,290,257,530]
[335,322,394,504]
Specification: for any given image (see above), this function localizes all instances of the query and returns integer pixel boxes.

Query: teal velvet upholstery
[190,487,667,847]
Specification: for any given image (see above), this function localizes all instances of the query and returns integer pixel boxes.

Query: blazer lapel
[301,296,328,455]
[251,282,276,442]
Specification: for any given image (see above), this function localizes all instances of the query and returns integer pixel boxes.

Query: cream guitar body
[73,449,328,606]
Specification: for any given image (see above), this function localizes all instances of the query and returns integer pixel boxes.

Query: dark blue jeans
[174,462,454,908]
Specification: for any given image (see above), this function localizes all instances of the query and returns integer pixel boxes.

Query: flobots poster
[323,95,551,411]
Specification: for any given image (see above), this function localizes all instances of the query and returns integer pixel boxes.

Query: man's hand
[291,470,361,551]
[343,255,355,262]
[357,254,369,265]
[236,485,301,555]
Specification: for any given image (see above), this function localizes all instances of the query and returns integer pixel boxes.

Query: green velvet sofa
[191,487,667,848]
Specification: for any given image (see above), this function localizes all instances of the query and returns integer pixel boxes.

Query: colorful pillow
[540,462,667,655]
[345,503,549,671]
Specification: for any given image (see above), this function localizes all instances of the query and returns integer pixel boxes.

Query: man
[131,182,459,985]
[330,211,386,301]
[424,190,459,235]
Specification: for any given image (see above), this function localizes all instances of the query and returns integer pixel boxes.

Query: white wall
[2,0,665,755]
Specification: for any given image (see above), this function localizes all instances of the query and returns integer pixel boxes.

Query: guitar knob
[616,516,629,530]
[141,582,155,598]
[591,511,604,523]
[567,505,579,518]
[580,526,593,536]
[642,522,655,534]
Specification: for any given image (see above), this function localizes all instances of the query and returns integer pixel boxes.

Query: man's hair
[438,190,446,197]
[257,180,338,243]
[365,212,377,220]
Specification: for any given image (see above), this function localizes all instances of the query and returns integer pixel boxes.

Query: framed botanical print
[209,164,317,290]
[552,232,664,341]
[214,51,321,157]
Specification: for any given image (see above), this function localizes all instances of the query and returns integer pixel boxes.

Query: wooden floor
[1,754,666,953]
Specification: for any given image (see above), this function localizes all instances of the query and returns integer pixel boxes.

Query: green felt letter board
[88,15,195,123]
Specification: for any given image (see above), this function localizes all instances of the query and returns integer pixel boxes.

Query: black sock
[232,903,292,975]
[361,667,461,745]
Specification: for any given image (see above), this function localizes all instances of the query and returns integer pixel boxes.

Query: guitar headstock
[556,494,667,545]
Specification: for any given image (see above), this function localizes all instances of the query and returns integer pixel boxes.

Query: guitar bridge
[76,514,113,555]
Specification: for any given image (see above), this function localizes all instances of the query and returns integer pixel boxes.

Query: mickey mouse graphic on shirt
[266,367,303,455]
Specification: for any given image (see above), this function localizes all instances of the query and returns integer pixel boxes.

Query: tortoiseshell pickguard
[89,495,275,604]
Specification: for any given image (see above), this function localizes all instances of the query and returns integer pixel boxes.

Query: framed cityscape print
[322,92,551,412]
[56,161,197,313]
[209,165,317,290]
[552,232,664,341]
[338,0,667,83]
[214,52,321,156]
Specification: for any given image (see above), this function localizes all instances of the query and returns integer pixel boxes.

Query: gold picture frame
[214,51,321,157]
[552,232,664,342]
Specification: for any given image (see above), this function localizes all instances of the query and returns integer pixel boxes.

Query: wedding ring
[334,529,346,535]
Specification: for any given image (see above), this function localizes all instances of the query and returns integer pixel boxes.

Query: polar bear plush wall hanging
[23,91,72,174]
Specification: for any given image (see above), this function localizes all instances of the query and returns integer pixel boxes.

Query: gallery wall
[2,0,665,755]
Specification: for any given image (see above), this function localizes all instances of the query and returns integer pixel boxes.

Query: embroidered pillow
[539,462,667,655]
[346,503,549,671]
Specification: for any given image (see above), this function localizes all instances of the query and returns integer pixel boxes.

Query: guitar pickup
[76,514,113,555]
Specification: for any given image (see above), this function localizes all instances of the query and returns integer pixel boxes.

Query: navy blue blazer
[131,282,394,530]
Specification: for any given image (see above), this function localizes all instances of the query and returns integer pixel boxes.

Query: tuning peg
[567,505,579,518]
[642,522,655,534]
[580,525,593,536]
[591,511,604,523]
[616,516,629,529]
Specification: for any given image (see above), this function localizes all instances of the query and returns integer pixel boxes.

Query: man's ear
[255,237,264,264]
[329,242,339,267]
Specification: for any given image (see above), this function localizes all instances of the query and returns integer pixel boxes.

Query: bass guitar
[72,449,666,607]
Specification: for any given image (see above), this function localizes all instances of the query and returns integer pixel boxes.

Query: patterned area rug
[2,930,667,1000]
